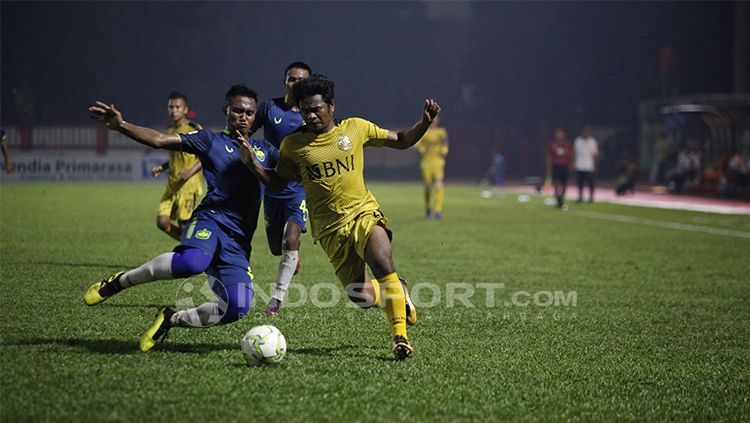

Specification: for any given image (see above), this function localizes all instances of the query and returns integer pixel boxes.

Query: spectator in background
[720,152,749,197]
[546,128,572,208]
[491,153,505,186]
[1,129,12,173]
[669,144,701,193]
[615,149,637,195]
[573,125,598,203]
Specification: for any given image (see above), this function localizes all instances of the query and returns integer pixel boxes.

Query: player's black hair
[284,61,312,76]
[292,74,335,105]
[224,85,258,106]
[168,91,188,104]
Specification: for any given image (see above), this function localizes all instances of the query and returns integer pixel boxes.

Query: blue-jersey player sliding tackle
[239,74,440,360]
[85,85,276,352]
[249,61,312,316]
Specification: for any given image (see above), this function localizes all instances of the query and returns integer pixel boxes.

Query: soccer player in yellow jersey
[415,116,449,219]
[151,92,204,241]
[239,74,441,360]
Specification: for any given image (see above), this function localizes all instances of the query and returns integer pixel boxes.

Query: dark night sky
[0,1,739,128]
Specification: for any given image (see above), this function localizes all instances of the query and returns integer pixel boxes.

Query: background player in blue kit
[85,85,276,352]
[250,61,312,316]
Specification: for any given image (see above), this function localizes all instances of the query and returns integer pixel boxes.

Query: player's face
[300,95,334,134]
[223,96,257,136]
[168,98,188,123]
[555,129,565,140]
[284,67,310,96]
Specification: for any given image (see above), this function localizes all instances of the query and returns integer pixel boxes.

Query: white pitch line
[570,210,750,239]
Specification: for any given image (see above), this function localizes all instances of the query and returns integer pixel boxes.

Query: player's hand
[421,99,441,124]
[236,131,255,167]
[88,101,124,130]
[151,165,163,178]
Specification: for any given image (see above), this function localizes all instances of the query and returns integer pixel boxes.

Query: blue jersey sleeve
[250,100,269,135]
[179,130,212,156]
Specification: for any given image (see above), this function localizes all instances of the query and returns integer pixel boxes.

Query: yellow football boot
[139,307,175,352]
[83,271,125,306]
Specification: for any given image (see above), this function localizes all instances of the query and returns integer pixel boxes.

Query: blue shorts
[179,214,254,287]
[209,279,254,324]
[263,194,308,240]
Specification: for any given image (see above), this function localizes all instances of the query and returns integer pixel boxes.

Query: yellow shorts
[158,190,199,222]
[420,160,445,184]
[318,209,392,287]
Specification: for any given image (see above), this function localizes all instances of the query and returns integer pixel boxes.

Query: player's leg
[174,190,199,240]
[559,168,569,209]
[84,217,216,306]
[552,172,562,208]
[140,232,253,351]
[264,197,283,256]
[588,172,595,202]
[157,196,181,241]
[84,247,211,306]
[433,163,446,219]
[576,170,585,203]
[265,197,306,316]
[421,163,433,218]
[363,224,412,359]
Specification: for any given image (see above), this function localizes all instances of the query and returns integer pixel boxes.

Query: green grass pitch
[1,182,749,421]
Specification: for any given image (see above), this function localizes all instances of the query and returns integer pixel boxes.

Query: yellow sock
[424,186,432,211]
[435,186,445,213]
[370,278,381,308]
[379,272,407,338]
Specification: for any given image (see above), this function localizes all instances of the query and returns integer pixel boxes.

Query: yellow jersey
[416,127,448,163]
[276,118,391,240]
[165,120,203,196]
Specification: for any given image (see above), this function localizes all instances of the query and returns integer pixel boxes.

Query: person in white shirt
[573,125,599,202]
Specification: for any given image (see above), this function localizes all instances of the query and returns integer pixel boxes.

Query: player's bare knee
[268,239,282,256]
[282,223,302,251]
[156,216,171,232]
[282,235,300,251]
[346,282,376,309]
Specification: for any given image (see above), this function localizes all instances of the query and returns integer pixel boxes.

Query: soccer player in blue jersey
[85,85,276,352]
[250,61,312,316]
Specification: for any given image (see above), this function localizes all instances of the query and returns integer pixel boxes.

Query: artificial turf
[1,182,748,421]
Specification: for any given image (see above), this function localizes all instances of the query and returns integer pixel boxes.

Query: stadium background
[1,1,747,184]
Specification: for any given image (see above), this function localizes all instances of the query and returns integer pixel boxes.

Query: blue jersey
[251,97,305,200]
[179,129,276,240]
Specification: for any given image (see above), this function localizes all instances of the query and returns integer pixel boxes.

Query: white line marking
[598,197,750,216]
[570,210,750,239]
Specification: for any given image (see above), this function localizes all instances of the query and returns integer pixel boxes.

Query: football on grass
[241,325,287,365]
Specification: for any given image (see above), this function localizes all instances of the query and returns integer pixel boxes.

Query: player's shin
[272,249,299,302]
[379,272,407,338]
[117,252,176,289]
[434,186,445,213]
[170,302,222,328]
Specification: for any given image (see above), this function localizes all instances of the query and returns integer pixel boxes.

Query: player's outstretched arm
[385,99,442,150]
[88,101,182,150]
[235,132,290,192]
